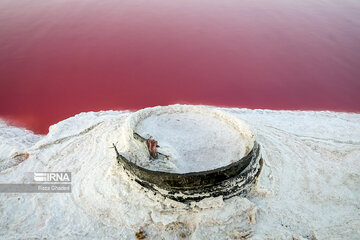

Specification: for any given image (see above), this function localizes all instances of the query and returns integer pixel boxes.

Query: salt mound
[123,105,254,173]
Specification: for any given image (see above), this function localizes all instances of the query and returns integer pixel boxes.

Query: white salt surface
[131,106,253,173]
[0,106,359,239]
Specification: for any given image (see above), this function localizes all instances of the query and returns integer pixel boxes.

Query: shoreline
[1,105,360,135]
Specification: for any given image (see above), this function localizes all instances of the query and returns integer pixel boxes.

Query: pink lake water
[0,0,359,134]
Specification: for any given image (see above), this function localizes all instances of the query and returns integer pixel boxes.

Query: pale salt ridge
[0,106,359,239]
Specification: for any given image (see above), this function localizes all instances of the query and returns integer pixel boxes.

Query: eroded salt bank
[0,106,359,239]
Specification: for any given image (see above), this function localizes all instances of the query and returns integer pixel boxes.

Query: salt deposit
[124,105,254,173]
[0,106,359,239]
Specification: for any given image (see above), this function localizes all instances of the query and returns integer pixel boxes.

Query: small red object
[146,138,158,159]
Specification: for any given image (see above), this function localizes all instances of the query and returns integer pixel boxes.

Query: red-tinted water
[1,0,359,134]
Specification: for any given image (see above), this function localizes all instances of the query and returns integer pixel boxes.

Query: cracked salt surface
[0,106,359,239]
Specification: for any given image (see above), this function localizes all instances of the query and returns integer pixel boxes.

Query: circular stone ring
[114,105,263,203]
